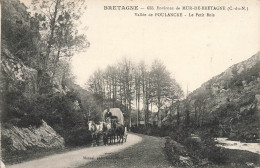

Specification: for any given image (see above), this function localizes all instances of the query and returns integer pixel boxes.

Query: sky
[71,0,260,93]
[21,0,260,93]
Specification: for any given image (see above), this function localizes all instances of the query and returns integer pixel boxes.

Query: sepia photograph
[1,0,260,167]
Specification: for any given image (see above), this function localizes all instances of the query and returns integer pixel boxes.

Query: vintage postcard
[1,0,260,167]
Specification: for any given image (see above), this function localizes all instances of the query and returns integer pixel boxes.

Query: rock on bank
[2,120,64,151]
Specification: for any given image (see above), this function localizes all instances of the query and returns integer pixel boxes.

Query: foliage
[64,126,92,146]
[28,0,89,93]
[1,0,89,94]
[87,58,184,127]
[1,0,40,68]
[2,90,42,128]
[162,126,230,166]
[1,135,12,151]
[164,137,190,167]
[208,92,259,141]
[150,60,182,125]
[165,59,260,142]
[1,1,94,159]
[230,62,260,89]
[207,146,228,164]
[168,127,190,142]
[2,89,93,146]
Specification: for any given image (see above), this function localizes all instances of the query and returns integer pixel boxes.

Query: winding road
[6,133,172,168]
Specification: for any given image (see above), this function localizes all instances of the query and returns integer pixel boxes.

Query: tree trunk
[177,103,180,126]
[44,0,60,69]
[38,0,60,93]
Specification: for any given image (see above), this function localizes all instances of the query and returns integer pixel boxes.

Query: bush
[183,137,204,163]
[17,114,42,128]
[1,135,12,150]
[199,133,229,165]
[2,90,93,146]
[64,126,92,146]
[169,127,191,142]
[207,146,228,164]
[165,128,230,167]
[165,137,194,167]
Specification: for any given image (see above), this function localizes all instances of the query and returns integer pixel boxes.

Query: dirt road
[7,133,172,168]
[78,134,173,168]
[7,134,142,168]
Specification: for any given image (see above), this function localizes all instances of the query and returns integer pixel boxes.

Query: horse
[111,120,125,143]
[88,121,103,146]
[103,118,116,145]
[101,121,109,145]
[98,121,109,145]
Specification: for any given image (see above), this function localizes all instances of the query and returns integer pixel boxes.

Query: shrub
[165,137,186,163]
[165,129,230,167]
[2,90,93,146]
[64,126,92,146]
[17,114,42,128]
[169,127,190,142]
[207,146,228,164]
[183,137,204,163]
[199,133,229,164]
[1,135,12,150]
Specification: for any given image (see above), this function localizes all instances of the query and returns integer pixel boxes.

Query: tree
[150,60,173,127]
[138,61,153,126]
[30,0,89,93]
[134,64,142,126]
[119,58,135,127]
[86,58,183,128]
[87,68,105,110]
[192,87,211,127]
[184,99,191,128]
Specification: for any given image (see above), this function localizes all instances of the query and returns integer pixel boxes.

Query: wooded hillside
[1,0,93,151]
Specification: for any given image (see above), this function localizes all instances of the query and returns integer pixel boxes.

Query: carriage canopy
[103,108,124,125]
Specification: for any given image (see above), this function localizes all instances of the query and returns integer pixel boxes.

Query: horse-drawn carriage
[88,108,127,146]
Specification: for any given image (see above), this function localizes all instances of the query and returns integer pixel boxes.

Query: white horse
[88,121,103,146]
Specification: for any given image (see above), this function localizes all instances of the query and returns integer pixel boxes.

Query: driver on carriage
[104,108,112,122]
